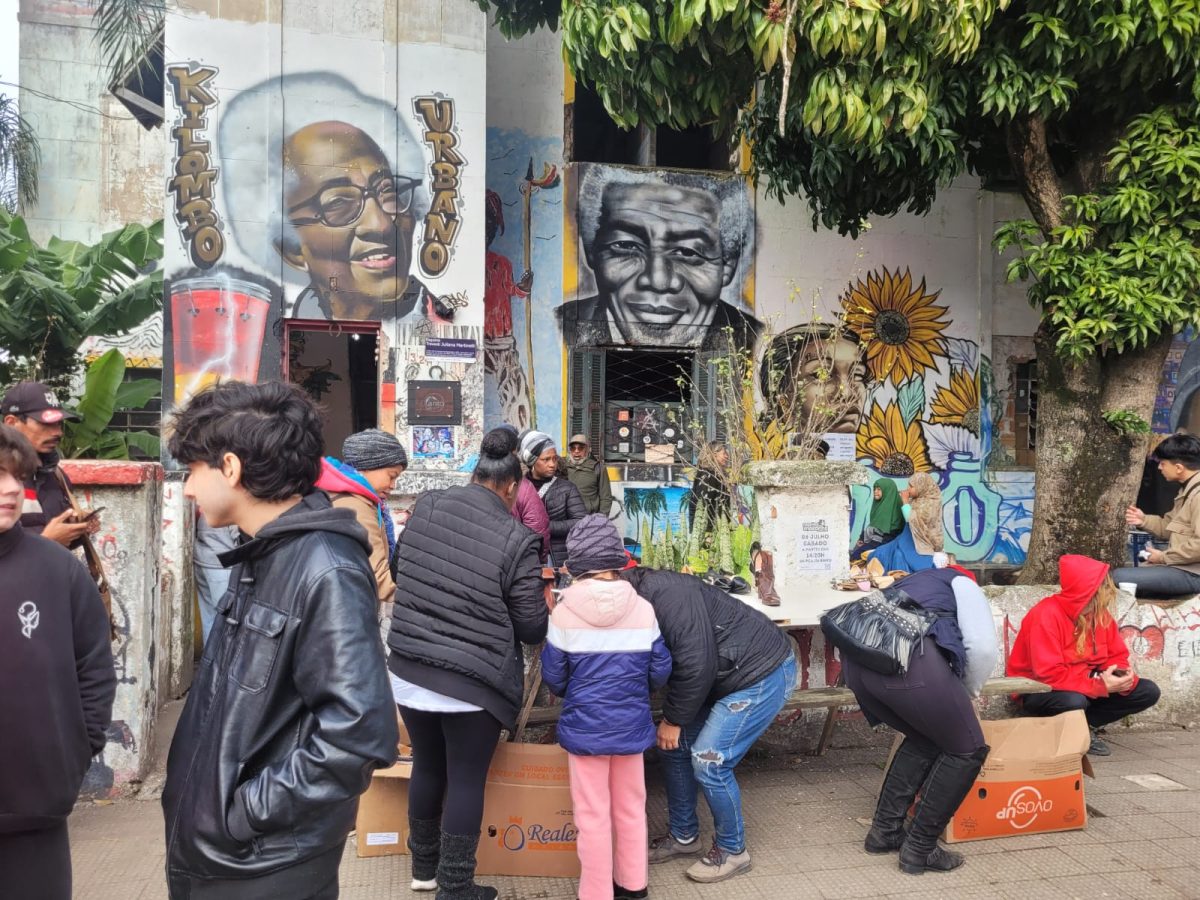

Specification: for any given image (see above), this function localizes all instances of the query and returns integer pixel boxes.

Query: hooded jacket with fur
[1007,555,1136,698]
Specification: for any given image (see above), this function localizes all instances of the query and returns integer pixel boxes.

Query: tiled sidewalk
[72,727,1200,899]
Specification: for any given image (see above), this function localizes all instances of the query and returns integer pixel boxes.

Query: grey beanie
[342,429,408,472]
[519,429,556,468]
[565,513,628,576]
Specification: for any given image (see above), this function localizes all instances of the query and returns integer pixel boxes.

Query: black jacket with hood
[162,492,398,892]
[621,567,793,726]
[388,482,548,728]
[0,524,115,834]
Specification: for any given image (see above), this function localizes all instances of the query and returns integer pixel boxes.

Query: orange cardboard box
[356,742,580,878]
[882,710,1091,844]
[945,711,1091,843]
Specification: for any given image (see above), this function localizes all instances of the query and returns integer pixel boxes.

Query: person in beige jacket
[1119,432,1200,598]
[316,429,407,619]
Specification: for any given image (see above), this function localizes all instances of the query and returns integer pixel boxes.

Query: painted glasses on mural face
[591,183,736,345]
[281,123,420,320]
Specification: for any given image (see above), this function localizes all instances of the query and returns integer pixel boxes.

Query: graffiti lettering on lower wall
[166,64,224,269]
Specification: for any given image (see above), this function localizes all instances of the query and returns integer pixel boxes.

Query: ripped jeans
[659,654,796,853]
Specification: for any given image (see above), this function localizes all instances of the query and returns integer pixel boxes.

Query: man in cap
[1,381,97,547]
[563,433,613,517]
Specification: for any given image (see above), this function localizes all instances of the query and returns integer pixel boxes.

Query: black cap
[1,382,79,424]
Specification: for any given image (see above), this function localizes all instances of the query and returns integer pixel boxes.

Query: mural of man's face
[279,122,416,319]
[590,182,737,346]
[795,336,868,435]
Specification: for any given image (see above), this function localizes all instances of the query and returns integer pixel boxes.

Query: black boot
[864,739,938,854]
[898,745,989,875]
[614,883,649,899]
[436,831,498,900]
[408,816,441,890]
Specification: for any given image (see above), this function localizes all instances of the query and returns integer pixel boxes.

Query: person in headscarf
[495,424,551,562]
[520,429,587,567]
[867,473,947,574]
[852,478,906,560]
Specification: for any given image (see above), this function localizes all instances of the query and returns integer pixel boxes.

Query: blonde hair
[907,473,944,555]
[1074,576,1117,658]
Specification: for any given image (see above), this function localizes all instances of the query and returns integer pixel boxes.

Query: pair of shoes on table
[701,571,751,595]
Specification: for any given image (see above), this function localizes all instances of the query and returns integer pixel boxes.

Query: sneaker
[648,833,702,863]
[410,876,437,891]
[685,842,752,883]
[613,884,648,899]
[1088,731,1112,757]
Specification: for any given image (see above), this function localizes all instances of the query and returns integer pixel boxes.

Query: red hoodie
[1007,555,1134,698]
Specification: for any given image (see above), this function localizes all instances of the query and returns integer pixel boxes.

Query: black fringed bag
[819,585,938,675]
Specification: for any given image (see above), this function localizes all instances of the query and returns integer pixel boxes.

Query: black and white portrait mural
[560,164,759,350]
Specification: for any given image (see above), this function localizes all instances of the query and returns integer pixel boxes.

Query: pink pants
[567,753,649,900]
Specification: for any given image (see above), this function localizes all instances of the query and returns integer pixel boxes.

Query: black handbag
[819,585,938,675]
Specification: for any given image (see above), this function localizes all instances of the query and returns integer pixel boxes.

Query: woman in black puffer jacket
[387,430,548,900]
[519,430,587,567]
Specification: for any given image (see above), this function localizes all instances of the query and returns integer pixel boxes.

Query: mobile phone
[78,506,105,521]
[1112,668,1128,677]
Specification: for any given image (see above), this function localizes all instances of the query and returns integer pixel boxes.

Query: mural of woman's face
[280,122,417,319]
[590,182,736,345]
[795,335,867,435]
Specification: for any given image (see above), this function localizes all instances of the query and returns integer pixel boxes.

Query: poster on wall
[162,12,486,466]
[412,427,455,460]
[559,163,760,352]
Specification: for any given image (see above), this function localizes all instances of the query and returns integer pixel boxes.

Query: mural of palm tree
[643,488,668,535]
[624,489,643,543]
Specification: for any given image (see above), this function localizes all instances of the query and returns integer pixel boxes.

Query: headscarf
[868,478,904,536]
[908,496,945,555]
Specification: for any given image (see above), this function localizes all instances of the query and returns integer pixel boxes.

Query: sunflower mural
[857,401,933,476]
[929,367,981,434]
[841,267,950,386]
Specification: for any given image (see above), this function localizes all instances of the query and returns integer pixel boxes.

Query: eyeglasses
[289,174,422,228]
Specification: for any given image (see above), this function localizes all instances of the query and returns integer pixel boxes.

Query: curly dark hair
[0,424,38,481]
[167,381,323,500]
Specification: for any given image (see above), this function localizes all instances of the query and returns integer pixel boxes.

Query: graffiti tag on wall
[166,64,224,269]
[415,96,464,278]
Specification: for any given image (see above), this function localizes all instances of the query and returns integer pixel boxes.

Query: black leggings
[0,823,70,900]
[843,637,986,756]
[1021,679,1161,729]
[400,705,503,836]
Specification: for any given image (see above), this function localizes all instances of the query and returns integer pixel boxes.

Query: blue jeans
[1109,565,1200,599]
[659,653,796,854]
[194,564,232,644]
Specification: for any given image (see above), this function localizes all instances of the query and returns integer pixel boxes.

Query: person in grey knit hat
[519,429,586,566]
[566,513,631,576]
[343,428,409,472]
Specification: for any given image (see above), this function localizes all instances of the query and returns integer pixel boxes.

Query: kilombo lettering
[995,785,1053,830]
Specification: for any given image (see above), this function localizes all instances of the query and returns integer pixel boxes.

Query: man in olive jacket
[161,383,397,900]
[563,434,613,516]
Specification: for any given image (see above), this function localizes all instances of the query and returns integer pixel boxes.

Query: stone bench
[519,675,1049,755]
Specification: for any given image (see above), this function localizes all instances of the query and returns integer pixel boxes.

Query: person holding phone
[1007,555,1161,756]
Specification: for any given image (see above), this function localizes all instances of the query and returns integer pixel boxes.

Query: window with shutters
[568,347,721,477]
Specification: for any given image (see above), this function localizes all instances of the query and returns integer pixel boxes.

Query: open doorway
[284,321,380,453]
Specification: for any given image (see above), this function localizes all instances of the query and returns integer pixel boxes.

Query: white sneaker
[411,877,437,891]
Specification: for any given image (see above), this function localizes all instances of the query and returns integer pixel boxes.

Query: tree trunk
[1019,327,1174,583]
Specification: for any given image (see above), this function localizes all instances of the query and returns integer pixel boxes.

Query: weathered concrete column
[61,460,172,797]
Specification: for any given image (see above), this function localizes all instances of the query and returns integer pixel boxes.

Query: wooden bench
[518,675,1050,755]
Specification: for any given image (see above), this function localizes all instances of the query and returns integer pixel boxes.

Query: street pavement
[70,725,1200,899]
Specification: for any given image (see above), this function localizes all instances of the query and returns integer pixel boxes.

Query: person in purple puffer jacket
[542,515,672,900]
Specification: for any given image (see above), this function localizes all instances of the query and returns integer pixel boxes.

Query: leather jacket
[162,492,398,884]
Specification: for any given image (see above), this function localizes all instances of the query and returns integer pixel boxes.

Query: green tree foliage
[0,95,40,213]
[60,349,161,460]
[0,210,164,388]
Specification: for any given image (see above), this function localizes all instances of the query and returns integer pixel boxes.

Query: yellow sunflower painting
[857,401,933,476]
[929,368,981,434]
[841,267,951,386]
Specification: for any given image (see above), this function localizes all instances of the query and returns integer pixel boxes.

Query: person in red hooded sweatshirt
[1008,555,1160,756]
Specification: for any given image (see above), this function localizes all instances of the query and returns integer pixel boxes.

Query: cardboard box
[945,711,1091,843]
[356,742,580,878]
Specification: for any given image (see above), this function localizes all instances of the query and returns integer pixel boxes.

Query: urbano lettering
[166,64,224,269]
[414,95,464,278]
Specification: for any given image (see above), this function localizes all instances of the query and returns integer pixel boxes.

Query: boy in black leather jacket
[161,382,397,900]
